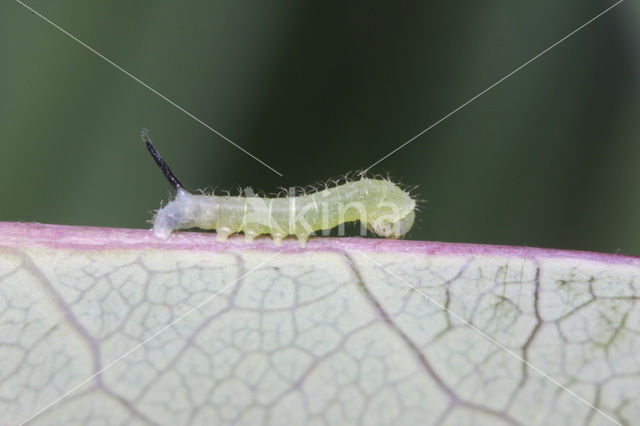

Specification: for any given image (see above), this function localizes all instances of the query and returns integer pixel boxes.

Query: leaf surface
[1,222,639,426]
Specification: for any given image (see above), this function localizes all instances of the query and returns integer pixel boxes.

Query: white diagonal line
[13,0,283,177]
[357,251,621,426]
[364,0,624,172]
[17,251,282,426]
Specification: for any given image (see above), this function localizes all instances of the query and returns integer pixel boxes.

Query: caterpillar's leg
[244,231,258,243]
[272,233,286,247]
[216,227,231,242]
[296,233,309,248]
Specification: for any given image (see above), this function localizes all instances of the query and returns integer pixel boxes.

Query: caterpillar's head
[367,209,415,238]
[360,179,417,238]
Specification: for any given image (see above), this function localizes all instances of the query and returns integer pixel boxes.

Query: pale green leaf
[1,223,639,426]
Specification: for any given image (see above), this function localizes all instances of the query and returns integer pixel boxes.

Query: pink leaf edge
[0,221,638,265]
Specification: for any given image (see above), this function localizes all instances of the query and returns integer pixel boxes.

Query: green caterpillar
[142,131,416,247]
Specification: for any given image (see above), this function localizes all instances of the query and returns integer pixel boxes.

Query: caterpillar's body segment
[142,130,416,247]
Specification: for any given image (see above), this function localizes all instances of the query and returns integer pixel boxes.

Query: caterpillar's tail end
[152,208,177,240]
[153,223,173,240]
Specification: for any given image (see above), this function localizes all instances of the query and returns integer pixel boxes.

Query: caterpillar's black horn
[141,129,188,192]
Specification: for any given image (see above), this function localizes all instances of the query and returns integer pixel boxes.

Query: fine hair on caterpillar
[141,129,417,247]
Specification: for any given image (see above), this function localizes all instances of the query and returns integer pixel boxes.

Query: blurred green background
[1,1,639,254]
